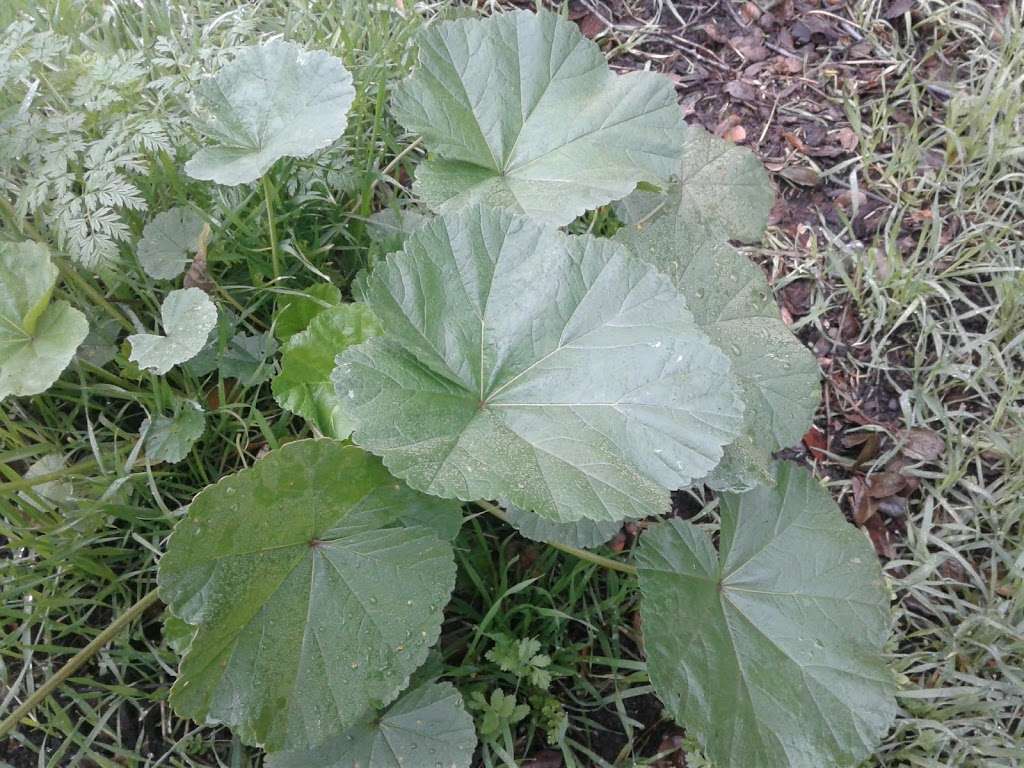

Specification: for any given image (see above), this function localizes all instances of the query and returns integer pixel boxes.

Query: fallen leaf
[865,471,907,498]
[903,427,945,461]
[835,126,860,151]
[863,515,896,558]
[778,166,820,186]
[725,79,758,101]
[802,425,828,460]
[723,124,748,143]
[883,0,915,19]
[852,476,876,524]
[183,223,213,292]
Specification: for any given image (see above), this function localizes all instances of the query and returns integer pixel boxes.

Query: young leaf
[332,206,744,523]
[616,126,818,490]
[219,331,278,387]
[274,282,341,341]
[502,503,622,549]
[142,402,205,464]
[0,241,88,399]
[128,287,217,375]
[636,463,898,768]
[158,440,458,751]
[185,40,356,186]
[273,303,382,438]
[137,207,205,280]
[393,9,686,225]
[266,681,476,768]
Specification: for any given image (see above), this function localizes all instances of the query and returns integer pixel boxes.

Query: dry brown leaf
[903,427,945,461]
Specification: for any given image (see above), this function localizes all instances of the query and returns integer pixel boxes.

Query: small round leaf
[137,207,205,280]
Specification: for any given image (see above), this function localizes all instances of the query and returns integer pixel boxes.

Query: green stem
[261,175,281,279]
[0,588,161,738]
[477,500,638,576]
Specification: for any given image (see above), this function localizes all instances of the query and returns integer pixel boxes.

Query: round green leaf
[394,9,686,225]
[636,463,898,768]
[0,241,88,399]
[158,440,457,751]
[267,681,476,768]
[502,503,622,549]
[273,303,382,438]
[128,288,217,375]
[143,403,205,464]
[185,40,356,186]
[616,126,818,490]
[137,207,205,280]
[274,283,342,341]
[332,205,744,523]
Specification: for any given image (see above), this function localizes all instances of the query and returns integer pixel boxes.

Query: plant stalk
[0,587,161,738]
[477,500,638,576]
[261,175,281,279]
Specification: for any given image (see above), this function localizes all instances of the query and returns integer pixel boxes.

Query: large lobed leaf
[267,681,476,768]
[636,463,898,767]
[158,440,459,751]
[185,40,356,186]
[616,124,818,489]
[0,240,88,399]
[332,205,744,524]
[394,9,686,225]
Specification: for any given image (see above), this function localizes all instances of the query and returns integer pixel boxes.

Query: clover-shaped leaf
[137,207,206,280]
[332,205,744,523]
[394,9,686,225]
[185,40,356,186]
[616,125,818,490]
[636,463,898,768]
[1,241,88,399]
[128,288,217,375]
[266,681,476,768]
[158,440,458,751]
[273,303,381,438]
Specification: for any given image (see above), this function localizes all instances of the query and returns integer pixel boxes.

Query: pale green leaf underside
[273,303,381,439]
[143,404,205,464]
[394,9,686,226]
[333,205,744,524]
[502,502,622,549]
[615,126,818,490]
[158,440,457,751]
[0,241,88,399]
[137,207,205,280]
[636,463,898,768]
[128,288,217,375]
[267,681,476,768]
[185,40,355,186]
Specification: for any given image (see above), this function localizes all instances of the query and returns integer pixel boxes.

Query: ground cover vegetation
[0,1,1020,767]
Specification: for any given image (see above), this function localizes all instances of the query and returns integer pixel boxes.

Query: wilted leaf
[394,9,685,225]
[333,205,744,523]
[128,288,217,375]
[185,40,356,186]
[502,503,622,549]
[143,402,205,464]
[636,463,898,768]
[266,681,476,768]
[158,440,458,750]
[273,303,381,438]
[137,207,205,280]
[0,241,89,399]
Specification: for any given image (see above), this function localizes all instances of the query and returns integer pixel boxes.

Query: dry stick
[0,588,161,738]
[477,500,638,576]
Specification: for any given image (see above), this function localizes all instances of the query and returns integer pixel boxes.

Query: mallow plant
[0,8,899,767]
